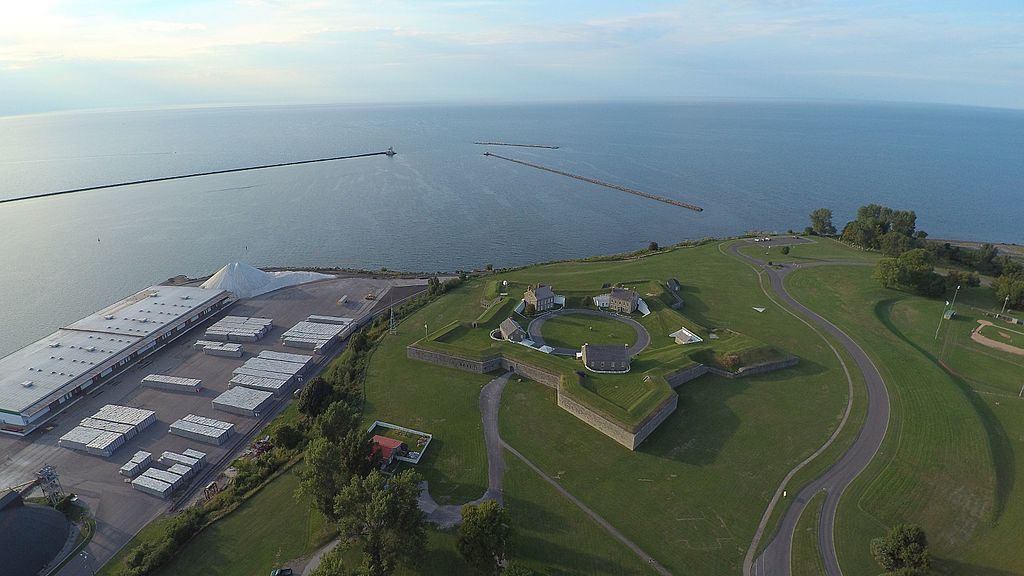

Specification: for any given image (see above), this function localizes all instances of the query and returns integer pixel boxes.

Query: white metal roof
[65,286,226,338]
[0,284,227,417]
[212,386,274,410]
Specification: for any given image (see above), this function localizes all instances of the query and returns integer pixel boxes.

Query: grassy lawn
[978,322,1024,348]
[785,265,1021,575]
[540,313,635,349]
[364,282,494,505]
[736,236,882,264]
[791,491,826,576]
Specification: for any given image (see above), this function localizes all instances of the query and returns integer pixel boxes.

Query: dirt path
[972,320,1024,356]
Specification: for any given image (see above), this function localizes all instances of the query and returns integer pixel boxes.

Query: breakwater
[0,149,396,205]
[482,152,703,212]
[474,142,560,149]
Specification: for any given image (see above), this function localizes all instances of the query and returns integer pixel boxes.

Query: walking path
[725,243,891,576]
[526,308,650,357]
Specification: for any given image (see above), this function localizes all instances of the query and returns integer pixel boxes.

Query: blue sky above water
[1,1,1022,116]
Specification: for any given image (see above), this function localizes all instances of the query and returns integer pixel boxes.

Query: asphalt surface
[728,244,891,576]
[526,308,650,357]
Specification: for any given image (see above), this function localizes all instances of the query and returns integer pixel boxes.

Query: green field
[786,265,1024,574]
[154,467,333,576]
[539,313,635,349]
[737,236,882,264]
[791,491,826,576]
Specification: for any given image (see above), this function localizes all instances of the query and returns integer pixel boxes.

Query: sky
[0,0,1022,116]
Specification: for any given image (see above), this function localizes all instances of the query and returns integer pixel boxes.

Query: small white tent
[200,262,333,298]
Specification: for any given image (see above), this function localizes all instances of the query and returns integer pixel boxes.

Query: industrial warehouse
[0,285,230,435]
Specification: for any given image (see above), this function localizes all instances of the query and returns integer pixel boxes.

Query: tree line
[807,206,1024,308]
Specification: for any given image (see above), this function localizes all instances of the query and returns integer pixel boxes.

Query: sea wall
[664,364,710,388]
[631,394,679,447]
[706,356,800,379]
[556,391,639,449]
[406,346,501,373]
[500,358,560,388]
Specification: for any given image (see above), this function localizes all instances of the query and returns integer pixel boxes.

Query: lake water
[1,101,1022,356]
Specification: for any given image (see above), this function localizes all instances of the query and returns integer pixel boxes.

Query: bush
[273,423,304,450]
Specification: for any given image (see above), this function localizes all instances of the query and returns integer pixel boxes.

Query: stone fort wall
[406,344,797,450]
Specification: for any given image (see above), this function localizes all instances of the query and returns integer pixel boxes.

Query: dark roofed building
[608,288,639,314]
[524,284,556,312]
[581,343,631,373]
[0,491,71,576]
[499,317,527,342]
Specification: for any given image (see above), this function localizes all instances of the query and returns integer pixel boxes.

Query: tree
[873,249,945,296]
[297,437,347,521]
[337,429,379,478]
[272,423,303,450]
[524,302,536,316]
[310,542,355,576]
[780,246,790,255]
[879,231,914,257]
[334,470,426,576]
[871,524,930,575]
[809,208,836,236]
[315,401,356,442]
[457,501,513,574]
[503,565,535,576]
[993,271,1024,309]
[648,241,660,251]
[298,377,332,417]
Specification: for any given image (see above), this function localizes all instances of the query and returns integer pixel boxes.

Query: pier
[474,142,560,149]
[482,152,703,212]
[0,149,397,205]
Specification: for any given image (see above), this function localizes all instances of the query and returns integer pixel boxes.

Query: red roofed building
[371,435,408,467]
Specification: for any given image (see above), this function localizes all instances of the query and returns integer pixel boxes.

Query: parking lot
[0,274,428,574]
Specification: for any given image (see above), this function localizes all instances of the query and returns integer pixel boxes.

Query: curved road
[526,308,650,357]
[728,243,891,576]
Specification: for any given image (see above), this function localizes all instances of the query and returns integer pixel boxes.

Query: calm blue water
[1,101,1022,356]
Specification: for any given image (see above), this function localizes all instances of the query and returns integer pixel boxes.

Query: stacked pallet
[282,320,345,352]
[159,450,203,470]
[182,448,208,465]
[169,414,234,445]
[81,417,136,440]
[306,315,353,325]
[120,451,153,478]
[212,386,274,417]
[229,350,312,396]
[204,316,272,342]
[92,404,157,432]
[131,474,174,499]
[58,405,155,457]
[142,374,202,393]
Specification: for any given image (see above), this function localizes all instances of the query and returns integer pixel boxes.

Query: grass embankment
[153,467,332,576]
[787,265,1024,575]
[791,491,826,576]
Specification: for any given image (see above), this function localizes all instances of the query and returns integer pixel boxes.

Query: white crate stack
[93,404,158,432]
[204,316,272,343]
[169,414,235,445]
[120,451,153,478]
[58,404,156,457]
[227,350,312,396]
[131,474,174,499]
[80,417,137,440]
[142,374,202,393]
[193,340,244,357]
[212,386,275,417]
[282,320,346,352]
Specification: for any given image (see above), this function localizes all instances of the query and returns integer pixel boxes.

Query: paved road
[526,308,650,357]
[728,244,891,576]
